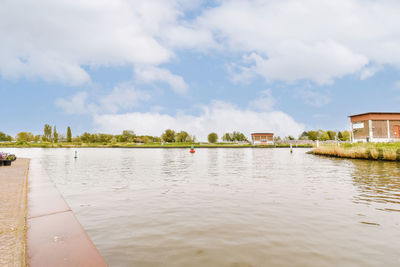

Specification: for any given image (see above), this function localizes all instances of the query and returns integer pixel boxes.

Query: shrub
[208,132,218,143]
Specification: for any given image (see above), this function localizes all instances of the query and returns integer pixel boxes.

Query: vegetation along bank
[312,143,400,161]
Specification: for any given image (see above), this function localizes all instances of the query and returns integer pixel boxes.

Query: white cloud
[360,65,382,80]
[93,100,304,141]
[197,0,400,83]
[55,92,97,115]
[134,65,187,94]
[0,0,206,86]
[249,89,276,111]
[3,0,400,88]
[99,83,150,113]
[56,83,149,115]
[242,44,367,84]
[3,0,400,93]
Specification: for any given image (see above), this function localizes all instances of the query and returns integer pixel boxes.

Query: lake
[3,148,400,266]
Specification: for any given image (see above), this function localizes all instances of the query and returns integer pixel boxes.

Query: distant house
[349,112,400,142]
[251,133,274,145]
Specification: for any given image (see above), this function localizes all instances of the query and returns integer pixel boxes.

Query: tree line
[296,130,351,141]
[0,125,248,144]
[0,125,351,143]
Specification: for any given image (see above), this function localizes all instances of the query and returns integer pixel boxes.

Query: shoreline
[26,158,107,266]
[0,143,312,149]
[0,158,107,266]
[311,144,400,161]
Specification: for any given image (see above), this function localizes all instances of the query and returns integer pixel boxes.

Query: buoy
[74,151,78,159]
[190,144,195,153]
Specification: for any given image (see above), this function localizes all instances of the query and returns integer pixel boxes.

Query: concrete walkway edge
[26,159,108,266]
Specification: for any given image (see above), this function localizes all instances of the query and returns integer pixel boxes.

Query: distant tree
[274,136,281,142]
[67,126,72,142]
[318,130,329,141]
[43,124,52,141]
[134,135,157,143]
[187,135,196,143]
[53,126,58,143]
[337,131,344,141]
[58,134,66,142]
[0,131,13,141]
[90,134,98,143]
[80,132,91,143]
[123,130,135,142]
[115,135,123,142]
[151,136,162,143]
[98,133,113,143]
[34,135,41,142]
[140,136,151,143]
[176,131,189,142]
[342,130,351,141]
[16,132,35,142]
[161,129,176,142]
[232,131,247,142]
[327,130,336,140]
[208,132,218,143]
[72,136,81,142]
[117,130,135,142]
[307,131,319,141]
[222,133,232,142]
[298,131,308,140]
[285,135,295,140]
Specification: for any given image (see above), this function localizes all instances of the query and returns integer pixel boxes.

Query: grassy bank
[0,142,312,148]
[312,143,400,161]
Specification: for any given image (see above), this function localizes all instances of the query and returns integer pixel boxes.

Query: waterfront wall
[26,160,107,266]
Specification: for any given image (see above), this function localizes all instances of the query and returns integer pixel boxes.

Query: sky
[1,0,400,141]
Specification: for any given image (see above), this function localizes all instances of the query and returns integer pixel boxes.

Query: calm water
[4,148,400,266]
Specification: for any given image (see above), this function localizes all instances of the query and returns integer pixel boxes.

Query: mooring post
[74,151,77,159]
[290,143,293,153]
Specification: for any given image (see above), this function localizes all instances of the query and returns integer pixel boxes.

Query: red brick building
[251,133,274,145]
[349,112,400,142]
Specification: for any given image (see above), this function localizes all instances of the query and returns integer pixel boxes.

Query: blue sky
[1,0,400,140]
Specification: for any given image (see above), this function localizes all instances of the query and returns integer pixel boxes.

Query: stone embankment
[0,158,107,266]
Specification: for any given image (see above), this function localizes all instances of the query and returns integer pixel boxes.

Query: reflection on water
[3,148,400,267]
[351,160,400,211]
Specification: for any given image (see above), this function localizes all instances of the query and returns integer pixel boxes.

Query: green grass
[340,142,400,149]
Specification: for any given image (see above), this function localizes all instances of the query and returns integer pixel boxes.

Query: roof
[349,112,400,117]
[251,133,274,135]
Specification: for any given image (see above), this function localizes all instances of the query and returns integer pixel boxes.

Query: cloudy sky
[2,0,400,140]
